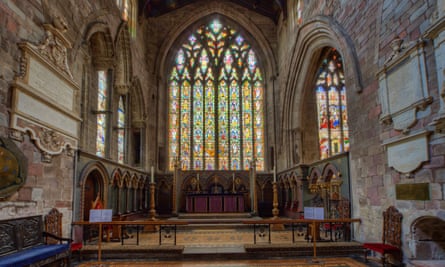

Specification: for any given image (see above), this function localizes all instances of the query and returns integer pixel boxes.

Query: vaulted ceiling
[139,0,286,23]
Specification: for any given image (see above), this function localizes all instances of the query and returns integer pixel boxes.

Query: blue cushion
[0,244,69,267]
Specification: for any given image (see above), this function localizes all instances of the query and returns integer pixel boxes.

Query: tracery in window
[96,70,108,157]
[117,96,126,163]
[168,19,265,171]
[315,48,349,159]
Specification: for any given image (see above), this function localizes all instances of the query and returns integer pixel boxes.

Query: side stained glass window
[168,19,265,171]
[296,0,303,25]
[315,48,349,159]
[116,0,137,38]
[117,96,126,163]
[96,70,108,157]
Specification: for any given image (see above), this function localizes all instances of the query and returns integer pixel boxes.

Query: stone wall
[0,0,444,262]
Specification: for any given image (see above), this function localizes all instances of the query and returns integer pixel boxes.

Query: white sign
[89,209,113,222]
[304,207,324,220]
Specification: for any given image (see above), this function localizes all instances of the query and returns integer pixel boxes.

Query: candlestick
[273,166,276,183]
[151,166,154,183]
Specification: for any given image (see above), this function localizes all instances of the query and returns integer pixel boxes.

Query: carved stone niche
[9,16,81,162]
[378,38,432,134]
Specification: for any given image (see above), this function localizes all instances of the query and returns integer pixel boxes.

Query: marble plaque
[385,131,429,174]
[16,90,78,137]
[387,60,421,112]
[28,57,74,111]
[378,39,431,132]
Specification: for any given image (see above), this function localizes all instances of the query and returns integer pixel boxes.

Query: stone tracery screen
[168,19,265,171]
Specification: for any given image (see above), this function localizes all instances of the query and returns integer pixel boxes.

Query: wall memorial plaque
[396,183,430,201]
[383,130,430,175]
[9,16,80,162]
[378,38,432,133]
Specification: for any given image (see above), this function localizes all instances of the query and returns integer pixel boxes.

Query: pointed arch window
[117,96,126,163]
[96,70,109,157]
[315,48,349,159]
[168,19,265,171]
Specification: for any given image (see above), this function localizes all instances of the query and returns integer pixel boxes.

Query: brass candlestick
[149,182,156,220]
[272,181,279,219]
[271,181,284,230]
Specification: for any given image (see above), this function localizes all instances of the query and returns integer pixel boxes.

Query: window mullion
[325,87,331,158]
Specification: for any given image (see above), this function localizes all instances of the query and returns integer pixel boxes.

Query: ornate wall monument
[378,37,432,176]
[9,16,81,162]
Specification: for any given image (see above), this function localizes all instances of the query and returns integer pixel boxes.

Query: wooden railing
[242,218,361,258]
[72,220,188,261]
[73,218,361,262]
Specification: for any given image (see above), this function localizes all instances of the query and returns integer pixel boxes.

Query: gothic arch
[155,3,276,81]
[111,168,124,188]
[78,161,110,188]
[84,22,114,67]
[155,3,277,170]
[321,163,340,183]
[71,5,120,62]
[281,16,363,167]
[78,161,110,221]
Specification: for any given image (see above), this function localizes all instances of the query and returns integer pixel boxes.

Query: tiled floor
[76,221,372,267]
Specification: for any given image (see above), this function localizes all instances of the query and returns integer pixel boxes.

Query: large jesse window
[315,48,349,159]
[168,20,265,171]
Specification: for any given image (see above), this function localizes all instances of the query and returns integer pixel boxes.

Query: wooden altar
[186,193,245,213]
[175,170,252,214]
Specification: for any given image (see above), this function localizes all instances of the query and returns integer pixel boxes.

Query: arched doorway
[83,169,105,221]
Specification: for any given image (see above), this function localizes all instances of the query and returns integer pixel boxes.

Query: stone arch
[110,169,123,215]
[281,15,363,166]
[410,216,445,260]
[78,161,110,221]
[321,163,339,183]
[84,22,114,67]
[155,3,277,170]
[155,3,276,82]
[111,168,124,188]
[308,167,322,185]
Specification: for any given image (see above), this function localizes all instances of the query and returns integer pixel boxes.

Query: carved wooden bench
[363,206,403,266]
[0,209,71,266]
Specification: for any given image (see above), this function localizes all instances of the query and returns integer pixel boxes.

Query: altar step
[177,212,253,220]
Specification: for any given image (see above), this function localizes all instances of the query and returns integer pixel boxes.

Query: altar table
[186,194,245,213]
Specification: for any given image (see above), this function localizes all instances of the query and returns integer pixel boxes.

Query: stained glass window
[117,96,126,163]
[116,0,137,38]
[168,19,265,171]
[96,70,108,157]
[315,48,349,159]
[296,0,303,25]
